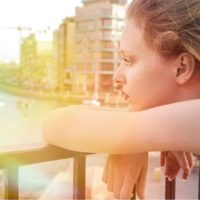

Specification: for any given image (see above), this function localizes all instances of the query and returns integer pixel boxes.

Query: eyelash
[121,58,132,66]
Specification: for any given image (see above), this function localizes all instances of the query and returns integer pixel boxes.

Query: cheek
[127,65,152,85]
[126,67,167,97]
[125,69,146,93]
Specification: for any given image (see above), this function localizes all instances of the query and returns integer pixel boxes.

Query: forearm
[42,106,133,153]
[42,100,200,154]
[129,100,200,154]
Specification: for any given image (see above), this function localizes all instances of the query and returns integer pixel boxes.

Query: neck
[172,87,200,103]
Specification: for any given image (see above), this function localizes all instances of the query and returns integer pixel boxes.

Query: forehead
[120,19,148,55]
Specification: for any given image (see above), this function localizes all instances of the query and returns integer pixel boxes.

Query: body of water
[0,90,68,150]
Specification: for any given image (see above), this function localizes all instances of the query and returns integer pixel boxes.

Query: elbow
[41,107,78,150]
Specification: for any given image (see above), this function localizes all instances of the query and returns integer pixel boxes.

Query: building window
[65,72,71,79]
[102,30,112,37]
[101,52,113,59]
[100,41,115,48]
[101,8,112,17]
[100,74,113,92]
[100,63,114,71]
[101,19,112,27]
[76,63,93,71]
[89,20,96,30]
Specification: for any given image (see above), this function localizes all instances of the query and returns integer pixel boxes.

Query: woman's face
[113,19,177,111]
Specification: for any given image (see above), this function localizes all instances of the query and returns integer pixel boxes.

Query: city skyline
[0,0,82,62]
[0,0,132,63]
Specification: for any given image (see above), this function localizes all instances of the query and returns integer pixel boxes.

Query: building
[20,34,55,90]
[20,34,37,88]
[74,0,127,99]
[56,17,76,91]
[37,40,56,90]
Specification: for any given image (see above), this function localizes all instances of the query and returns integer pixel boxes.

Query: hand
[160,151,193,181]
[102,153,148,199]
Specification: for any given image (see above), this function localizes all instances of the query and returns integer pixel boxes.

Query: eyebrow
[120,50,136,60]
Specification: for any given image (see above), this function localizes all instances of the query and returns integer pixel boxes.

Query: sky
[0,0,82,62]
[0,0,133,63]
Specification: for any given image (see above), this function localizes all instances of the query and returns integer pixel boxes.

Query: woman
[43,0,200,199]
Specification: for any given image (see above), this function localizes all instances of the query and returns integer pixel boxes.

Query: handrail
[0,144,91,199]
[198,155,200,199]
[0,144,89,167]
[0,145,199,199]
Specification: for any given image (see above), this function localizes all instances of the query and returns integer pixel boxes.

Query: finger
[185,152,193,169]
[181,152,192,180]
[160,151,168,167]
[164,153,176,177]
[182,170,189,181]
[136,162,148,199]
[182,152,193,180]
[120,168,140,199]
[102,155,110,183]
[113,171,124,199]
[107,156,114,192]
[167,159,180,181]
[174,152,190,180]
[173,152,190,181]
[173,152,190,174]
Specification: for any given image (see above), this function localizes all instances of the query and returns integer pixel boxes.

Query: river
[0,90,68,151]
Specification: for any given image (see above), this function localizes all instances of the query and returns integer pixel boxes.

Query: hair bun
[154,31,183,57]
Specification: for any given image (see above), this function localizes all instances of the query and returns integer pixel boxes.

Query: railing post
[4,167,19,200]
[165,178,175,200]
[198,155,200,200]
[73,155,86,200]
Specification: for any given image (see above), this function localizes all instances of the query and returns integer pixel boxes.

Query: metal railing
[0,144,90,199]
[0,144,199,199]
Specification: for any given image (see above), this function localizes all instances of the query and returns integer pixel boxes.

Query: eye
[122,58,132,66]
[123,58,131,63]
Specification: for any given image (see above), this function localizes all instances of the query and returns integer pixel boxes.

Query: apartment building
[20,34,37,88]
[56,17,76,91]
[20,34,54,90]
[74,0,127,99]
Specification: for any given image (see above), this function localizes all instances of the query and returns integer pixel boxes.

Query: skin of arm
[42,99,200,154]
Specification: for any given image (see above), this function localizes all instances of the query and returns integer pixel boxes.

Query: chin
[128,104,143,111]
[128,102,153,111]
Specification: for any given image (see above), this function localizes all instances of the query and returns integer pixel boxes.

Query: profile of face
[113,19,179,111]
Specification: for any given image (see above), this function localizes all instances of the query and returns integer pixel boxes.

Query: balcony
[0,141,200,199]
[0,143,90,199]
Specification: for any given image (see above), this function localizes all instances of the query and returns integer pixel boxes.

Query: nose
[113,64,126,90]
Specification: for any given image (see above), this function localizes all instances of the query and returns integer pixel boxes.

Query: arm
[42,99,200,154]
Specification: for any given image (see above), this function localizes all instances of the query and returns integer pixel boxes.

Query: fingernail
[182,177,188,182]
[182,178,187,182]
[168,178,173,182]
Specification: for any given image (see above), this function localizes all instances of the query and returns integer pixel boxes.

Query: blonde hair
[127,0,200,66]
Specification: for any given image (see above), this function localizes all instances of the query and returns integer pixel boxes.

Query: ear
[175,53,196,85]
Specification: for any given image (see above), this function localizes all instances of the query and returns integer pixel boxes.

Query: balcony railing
[0,144,200,199]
